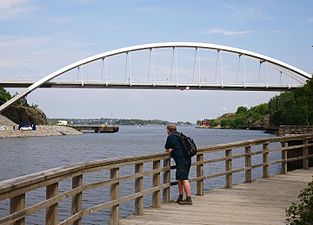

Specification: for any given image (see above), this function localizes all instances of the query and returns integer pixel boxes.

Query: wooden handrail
[0,133,312,225]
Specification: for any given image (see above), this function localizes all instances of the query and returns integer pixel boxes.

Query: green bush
[286,179,313,225]
[0,87,11,104]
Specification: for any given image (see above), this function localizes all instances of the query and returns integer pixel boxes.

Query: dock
[69,124,119,133]
[120,168,313,225]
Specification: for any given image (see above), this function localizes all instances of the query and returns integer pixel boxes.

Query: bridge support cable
[77,67,80,81]
[243,57,246,87]
[147,49,152,82]
[221,51,224,87]
[192,47,198,83]
[152,49,155,86]
[101,58,104,81]
[266,63,269,88]
[214,50,220,83]
[175,47,178,85]
[170,47,175,82]
[257,61,263,83]
[128,53,133,84]
[198,49,201,86]
[236,55,241,83]
[101,57,109,85]
[125,52,129,82]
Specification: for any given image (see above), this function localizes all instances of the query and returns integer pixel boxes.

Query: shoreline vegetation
[197,79,313,130]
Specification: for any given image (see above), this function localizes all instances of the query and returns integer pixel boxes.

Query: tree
[0,87,11,105]
[286,179,313,225]
[269,78,313,126]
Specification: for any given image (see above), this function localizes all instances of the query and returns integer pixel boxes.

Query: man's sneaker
[176,195,183,204]
[180,197,192,205]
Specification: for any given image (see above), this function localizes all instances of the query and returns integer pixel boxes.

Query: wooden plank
[225,149,232,188]
[196,154,204,196]
[10,194,25,225]
[162,158,170,203]
[46,183,58,225]
[281,141,288,174]
[120,168,313,225]
[152,160,160,208]
[245,145,252,183]
[72,175,83,225]
[110,168,119,225]
[303,139,309,169]
[262,143,269,178]
[135,163,143,215]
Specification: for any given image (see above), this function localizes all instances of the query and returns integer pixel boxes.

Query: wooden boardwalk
[120,168,313,225]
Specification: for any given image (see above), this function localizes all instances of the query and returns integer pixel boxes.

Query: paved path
[120,168,313,225]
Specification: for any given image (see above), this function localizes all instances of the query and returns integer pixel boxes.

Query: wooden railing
[278,125,313,136]
[0,134,313,225]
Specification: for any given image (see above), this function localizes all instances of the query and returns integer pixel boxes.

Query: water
[0,126,278,224]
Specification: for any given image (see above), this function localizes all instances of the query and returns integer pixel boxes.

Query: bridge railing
[0,134,312,225]
[278,125,313,136]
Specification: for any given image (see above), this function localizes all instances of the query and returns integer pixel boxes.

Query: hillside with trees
[200,78,313,129]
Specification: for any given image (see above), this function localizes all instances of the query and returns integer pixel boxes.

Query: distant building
[199,119,210,127]
[57,120,68,126]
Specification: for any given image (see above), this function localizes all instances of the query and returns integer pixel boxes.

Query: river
[0,126,278,224]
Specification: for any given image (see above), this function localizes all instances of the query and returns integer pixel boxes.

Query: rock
[2,105,47,125]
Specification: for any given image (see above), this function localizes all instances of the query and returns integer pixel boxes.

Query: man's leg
[181,180,192,205]
[182,180,191,197]
[178,180,184,195]
[176,180,184,203]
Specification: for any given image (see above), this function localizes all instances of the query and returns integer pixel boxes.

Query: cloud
[205,28,252,37]
[224,4,272,20]
[0,34,98,79]
[0,0,39,22]
[65,0,99,5]
[306,17,313,24]
[51,16,75,24]
[270,30,284,34]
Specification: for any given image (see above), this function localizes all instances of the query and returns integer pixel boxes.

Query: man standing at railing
[165,124,192,205]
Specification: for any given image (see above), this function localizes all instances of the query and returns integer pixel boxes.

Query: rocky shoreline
[0,125,82,138]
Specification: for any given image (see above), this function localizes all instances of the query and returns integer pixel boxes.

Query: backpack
[174,132,197,157]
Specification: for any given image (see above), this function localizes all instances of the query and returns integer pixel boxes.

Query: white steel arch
[0,42,311,113]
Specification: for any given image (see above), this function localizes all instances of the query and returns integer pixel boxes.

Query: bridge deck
[120,169,313,225]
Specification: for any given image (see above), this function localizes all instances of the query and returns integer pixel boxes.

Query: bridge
[0,42,312,113]
[0,133,312,225]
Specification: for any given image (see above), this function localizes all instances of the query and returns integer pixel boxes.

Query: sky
[0,0,312,123]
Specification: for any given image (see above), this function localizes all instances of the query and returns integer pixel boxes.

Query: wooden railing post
[10,194,25,225]
[225,149,232,188]
[135,163,144,215]
[110,167,119,225]
[72,175,83,225]
[279,125,285,136]
[46,183,58,225]
[162,158,171,203]
[152,160,160,208]
[303,138,309,169]
[262,142,269,178]
[281,141,288,174]
[196,153,204,196]
[245,145,252,183]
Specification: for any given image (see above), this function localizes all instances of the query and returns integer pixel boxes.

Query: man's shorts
[175,159,191,180]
